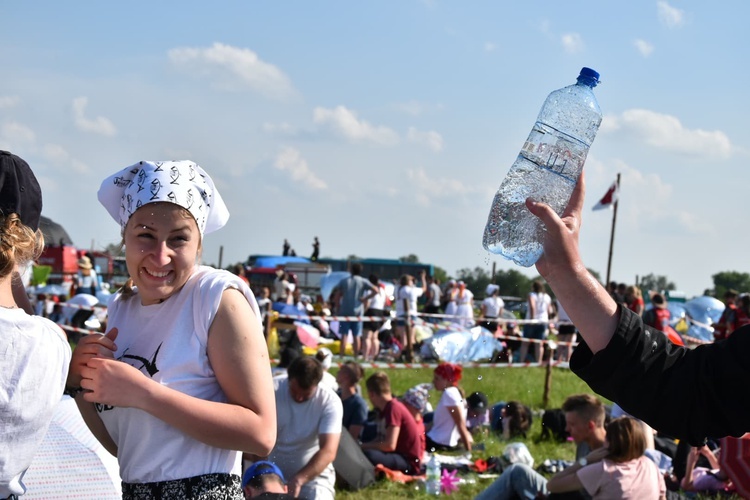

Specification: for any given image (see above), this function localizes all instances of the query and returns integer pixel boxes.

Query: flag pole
[605,173,621,285]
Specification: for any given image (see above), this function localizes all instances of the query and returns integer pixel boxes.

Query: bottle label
[520,122,588,183]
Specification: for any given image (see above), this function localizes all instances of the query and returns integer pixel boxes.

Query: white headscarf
[97,160,229,235]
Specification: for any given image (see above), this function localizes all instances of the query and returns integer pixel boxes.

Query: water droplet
[477,375,483,381]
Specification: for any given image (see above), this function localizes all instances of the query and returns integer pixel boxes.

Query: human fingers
[78,329,118,352]
[73,336,117,360]
[104,327,119,343]
[561,171,586,220]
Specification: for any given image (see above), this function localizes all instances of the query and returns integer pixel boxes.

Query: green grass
[333,366,745,499]
[333,365,597,499]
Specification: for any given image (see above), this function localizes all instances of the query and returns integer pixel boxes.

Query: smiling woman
[66,160,276,500]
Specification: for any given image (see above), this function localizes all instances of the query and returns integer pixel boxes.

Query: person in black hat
[0,150,42,314]
[0,150,71,497]
[466,391,490,436]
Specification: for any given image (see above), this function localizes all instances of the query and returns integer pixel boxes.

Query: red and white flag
[592,180,619,211]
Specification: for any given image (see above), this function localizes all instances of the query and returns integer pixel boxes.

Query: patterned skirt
[122,473,242,500]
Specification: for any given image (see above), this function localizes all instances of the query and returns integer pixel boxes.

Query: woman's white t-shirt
[427,386,466,447]
[100,266,259,483]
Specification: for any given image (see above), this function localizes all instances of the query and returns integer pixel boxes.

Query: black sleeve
[570,306,750,446]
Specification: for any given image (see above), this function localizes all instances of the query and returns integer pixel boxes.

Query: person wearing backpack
[642,293,671,332]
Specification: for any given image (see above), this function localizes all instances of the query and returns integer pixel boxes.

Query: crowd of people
[4,150,750,499]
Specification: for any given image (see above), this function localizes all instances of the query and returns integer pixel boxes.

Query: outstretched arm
[526,173,619,353]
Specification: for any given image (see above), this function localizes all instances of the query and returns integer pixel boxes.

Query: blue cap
[242,461,286,487]
[577,67,600,87]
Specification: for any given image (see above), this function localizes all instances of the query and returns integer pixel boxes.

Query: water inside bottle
[482,155,577,267]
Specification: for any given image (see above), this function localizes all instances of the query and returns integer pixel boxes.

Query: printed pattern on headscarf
[98,160,229,235]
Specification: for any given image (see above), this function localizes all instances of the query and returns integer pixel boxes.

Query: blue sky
[1,1,746,297]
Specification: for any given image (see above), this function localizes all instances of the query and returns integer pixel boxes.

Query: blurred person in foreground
[527,173,750,445]
[0,151,71,498]
[68,160,276,498]
[242,461,295,499]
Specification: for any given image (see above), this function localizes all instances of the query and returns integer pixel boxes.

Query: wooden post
[605,173,621,286]
[218,245,224,269]
[543,346,554,408]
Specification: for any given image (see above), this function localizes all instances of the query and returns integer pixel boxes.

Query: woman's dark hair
[287,356,323,389]
[505,401,532,438]
[606,416,646,462]
[340,361,364,385]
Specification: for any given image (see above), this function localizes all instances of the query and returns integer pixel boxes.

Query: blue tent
[253,256,311,268]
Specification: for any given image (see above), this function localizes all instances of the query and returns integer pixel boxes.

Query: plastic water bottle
[425,454,441,495]
[483,67,602,267]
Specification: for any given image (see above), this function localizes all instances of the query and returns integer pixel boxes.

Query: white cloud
[405,167,483,206]
[72,97,117,137]
[603,109,731,159]
[313,106,399,146]
[613,160,711,235]
[1,122,35,144]
[633,39,654,57]
[168,42,294,100]
[273,148,327,190]
[407,127,444,152]
[42,143,90,173]
[262,122,297,135]
[657,1,685,28]
[394,100,444,116]
[561,33,584,53]
[396,101,425,116]
[484,42,497,52]
[0,96,20,109]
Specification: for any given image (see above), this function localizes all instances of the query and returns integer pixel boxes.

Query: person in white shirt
[268,356,343,499]
[520,280,554,363]
[480,284,505,334]
[394,270,426,360]
[425,362,472,453]
[1,151,72,499]
[68,160,276,498]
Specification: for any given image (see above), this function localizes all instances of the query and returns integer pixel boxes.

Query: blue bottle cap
[577,67,600,87]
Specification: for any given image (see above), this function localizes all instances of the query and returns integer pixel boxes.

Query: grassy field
[333,365,597,499]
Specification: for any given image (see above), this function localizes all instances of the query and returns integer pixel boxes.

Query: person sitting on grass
[546,416,666,499]
[361,372,424,475]
[336,361,368,441]
[475,393,607,500]
[425,362,473,453]
[466,391,491,437]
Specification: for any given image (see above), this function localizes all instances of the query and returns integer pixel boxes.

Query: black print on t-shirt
[97,343,163,414]
[120,343,163,377]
